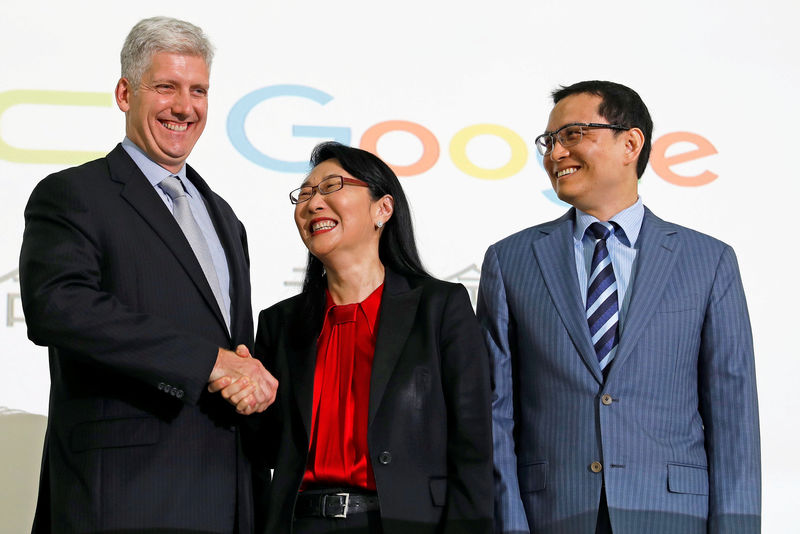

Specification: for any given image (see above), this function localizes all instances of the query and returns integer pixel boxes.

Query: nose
[549,138,569,162]
[171,89,192,118]
[305,189,326,211]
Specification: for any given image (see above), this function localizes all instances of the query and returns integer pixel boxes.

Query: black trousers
[596,486,612,534]
[293,510,383,534]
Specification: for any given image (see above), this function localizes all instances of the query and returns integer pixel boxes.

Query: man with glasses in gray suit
[478,80,760,534]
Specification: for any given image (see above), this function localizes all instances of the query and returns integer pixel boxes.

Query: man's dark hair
[552,80,653,178]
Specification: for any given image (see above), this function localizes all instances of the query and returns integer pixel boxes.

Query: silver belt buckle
[334,492,350,518]
[326,492,350,518]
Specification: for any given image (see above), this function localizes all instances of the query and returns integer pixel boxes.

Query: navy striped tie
[586,222,619,370]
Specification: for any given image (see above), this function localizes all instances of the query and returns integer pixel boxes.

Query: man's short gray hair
[120,16,215,89]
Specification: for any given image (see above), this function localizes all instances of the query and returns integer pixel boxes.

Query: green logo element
[0,90,112,164]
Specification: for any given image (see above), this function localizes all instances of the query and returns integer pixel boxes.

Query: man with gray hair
[20,16,276,533]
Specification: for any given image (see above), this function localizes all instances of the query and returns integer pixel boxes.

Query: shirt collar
[324,283,385,335]
[573,196,644,247]
[359,283,384,334]
[121,137,188,188]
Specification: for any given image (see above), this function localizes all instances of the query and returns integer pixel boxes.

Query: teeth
[557,167,578,178]
[162,122,188,132]
[312,221,337,232]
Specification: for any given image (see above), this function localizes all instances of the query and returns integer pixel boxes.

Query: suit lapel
[532,210,603,384]
[107,145,229,337]
[286,321,319,441]
[368,270,422,426]
[606,208,680,381]
[187,166,251,342]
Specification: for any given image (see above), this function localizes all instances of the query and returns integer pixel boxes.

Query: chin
[307,244,333,261]
[554,189,575,204]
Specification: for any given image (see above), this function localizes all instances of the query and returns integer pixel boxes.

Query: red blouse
[301,284,384,490]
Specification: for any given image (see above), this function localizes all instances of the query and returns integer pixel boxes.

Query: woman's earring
[376,221,384,228]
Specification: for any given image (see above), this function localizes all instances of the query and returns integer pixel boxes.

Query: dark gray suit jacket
[20,144,254,533]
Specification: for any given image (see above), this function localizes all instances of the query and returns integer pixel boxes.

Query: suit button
[378,451,392,465]
[158,382,165,391]
[590,461,603,473]
[176,390,184,399]
[601,394,613,405]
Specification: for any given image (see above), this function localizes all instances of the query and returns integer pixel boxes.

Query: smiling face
[294,159,392,266]
[545,93,641,219]
[115,52,209,173]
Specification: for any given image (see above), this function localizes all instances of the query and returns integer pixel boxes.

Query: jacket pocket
[657,294,699,313]
[519,461,547,493]
[429,477,447,507]
[71,417,159,452]
[667,463,709,495]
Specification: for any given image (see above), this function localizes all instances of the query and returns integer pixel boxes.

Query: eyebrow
[299,173,340,188]
[544,122,582,135]
[149,77,210,89]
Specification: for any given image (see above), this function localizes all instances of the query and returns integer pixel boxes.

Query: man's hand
[208,345,277,415]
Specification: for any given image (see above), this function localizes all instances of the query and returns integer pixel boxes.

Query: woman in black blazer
[225,142,492,533]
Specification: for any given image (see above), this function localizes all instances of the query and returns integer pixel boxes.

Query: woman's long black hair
[293,142,429,340]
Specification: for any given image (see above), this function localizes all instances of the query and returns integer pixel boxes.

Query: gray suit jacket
[477,207,760,534]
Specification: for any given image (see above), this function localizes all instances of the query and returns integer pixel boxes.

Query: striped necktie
[586,222,619,371]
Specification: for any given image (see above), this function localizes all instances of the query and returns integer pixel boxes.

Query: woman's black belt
[295,490,380,518]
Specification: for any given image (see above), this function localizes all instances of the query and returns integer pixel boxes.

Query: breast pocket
[656,294,700,314]
[518,461,547,493]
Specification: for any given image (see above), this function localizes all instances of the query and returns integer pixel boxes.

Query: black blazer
[250,270,493,534]
[19,145,254,533]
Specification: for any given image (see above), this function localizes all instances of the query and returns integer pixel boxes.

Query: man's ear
[623,127,644,167]
[115,77,132,112]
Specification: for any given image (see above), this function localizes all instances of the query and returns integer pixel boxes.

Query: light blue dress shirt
[573,197,644,334]
[122,137,231,330]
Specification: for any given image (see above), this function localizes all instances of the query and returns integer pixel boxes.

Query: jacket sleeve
[476,245,531,534]
[19,172,220,405]
[251,307,283,469]
[699,245,761,534]
[439,282,494,534]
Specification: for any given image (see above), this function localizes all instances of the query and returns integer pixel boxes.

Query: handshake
[207,346,278,415]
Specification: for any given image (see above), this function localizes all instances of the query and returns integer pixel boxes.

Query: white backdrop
[1,0,797,531]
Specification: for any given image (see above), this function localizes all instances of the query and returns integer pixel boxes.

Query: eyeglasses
[289,174,369,204]
[534,122,629,156]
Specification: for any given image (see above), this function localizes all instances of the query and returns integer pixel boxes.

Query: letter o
[359,120,439,176]
[449,124,528,180]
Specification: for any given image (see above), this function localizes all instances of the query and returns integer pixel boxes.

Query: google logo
[0,86,718,188]
[227,84,719,188]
